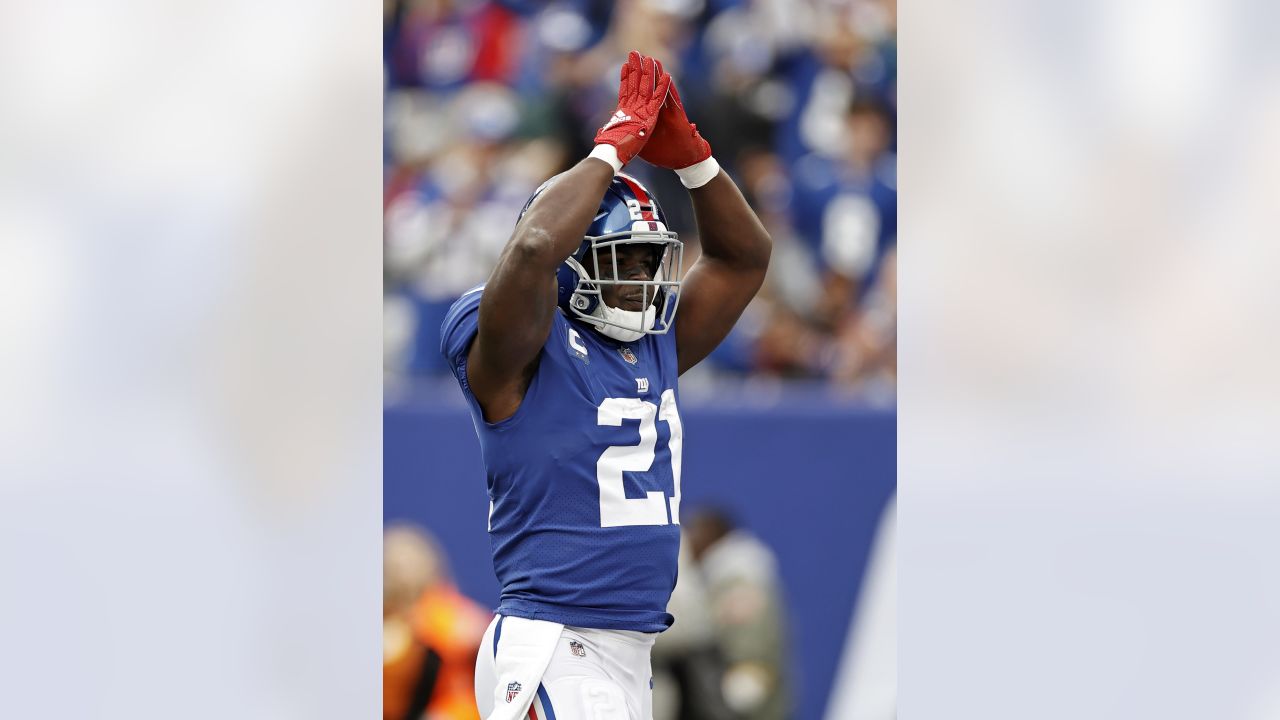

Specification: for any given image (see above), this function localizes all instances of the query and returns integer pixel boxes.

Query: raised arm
[467,53,671,421]
[467,160,615,422]
[638,58,772,374]
[674,171,771,374]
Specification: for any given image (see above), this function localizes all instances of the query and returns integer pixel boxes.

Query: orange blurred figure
[384,524,491,720]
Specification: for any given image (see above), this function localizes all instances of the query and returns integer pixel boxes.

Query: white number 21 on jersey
[596,389,683,527]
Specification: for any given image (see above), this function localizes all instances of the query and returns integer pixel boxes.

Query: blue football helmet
[519,172,683,342]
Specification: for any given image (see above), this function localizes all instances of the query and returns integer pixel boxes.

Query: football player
[441,51,771,720]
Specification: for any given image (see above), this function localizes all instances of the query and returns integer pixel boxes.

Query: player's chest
[562,326,670,404]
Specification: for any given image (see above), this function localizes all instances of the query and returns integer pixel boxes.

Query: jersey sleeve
[439,285,486,393]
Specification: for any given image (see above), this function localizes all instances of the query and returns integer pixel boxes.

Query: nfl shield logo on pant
[506,681,522,703]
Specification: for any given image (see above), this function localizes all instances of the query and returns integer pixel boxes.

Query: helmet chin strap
[590,302,657,342]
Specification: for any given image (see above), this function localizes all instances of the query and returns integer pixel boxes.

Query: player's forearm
[690,171,772,271]
[472,157,615,394]
[507,158,616,273]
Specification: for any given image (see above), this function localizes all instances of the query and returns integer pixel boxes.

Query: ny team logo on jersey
[506,681,522,703]
[568,640,587,657]
[618,346,638,364]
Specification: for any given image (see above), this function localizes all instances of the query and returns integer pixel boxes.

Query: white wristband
[588,144,623,173]
[674,156,720,189]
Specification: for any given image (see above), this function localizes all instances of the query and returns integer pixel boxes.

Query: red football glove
[594,51,671,167]
[639,60,713,170]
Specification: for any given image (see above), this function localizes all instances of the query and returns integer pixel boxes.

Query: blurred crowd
[384,0,896,399]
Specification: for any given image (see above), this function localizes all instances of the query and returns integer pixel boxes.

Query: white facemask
[563,255,664,342]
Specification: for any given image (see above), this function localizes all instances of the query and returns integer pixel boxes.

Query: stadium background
[383,0,896,718]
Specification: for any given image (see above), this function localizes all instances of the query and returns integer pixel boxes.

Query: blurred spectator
[384,524,491,720]
[384,0,897,399]
[687,509,792,720]
[811,97,896,329]
[831,246,896,399]
[653,537,742,720]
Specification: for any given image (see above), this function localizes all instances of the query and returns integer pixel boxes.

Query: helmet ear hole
[572,294,590,311]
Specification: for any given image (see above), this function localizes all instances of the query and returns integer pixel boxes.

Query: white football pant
[476,614,657,720]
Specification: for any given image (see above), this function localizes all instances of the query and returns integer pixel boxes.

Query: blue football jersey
[440,286,684,632]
